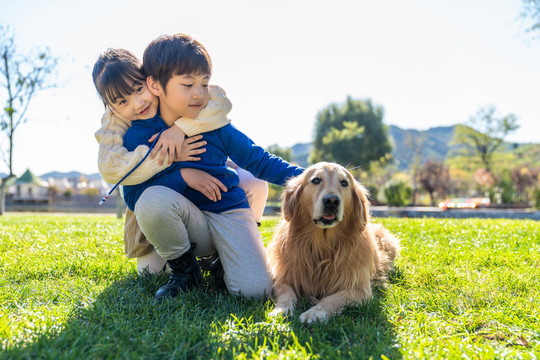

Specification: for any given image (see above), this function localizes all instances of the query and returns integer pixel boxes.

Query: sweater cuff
[174,120,187,133]
[164,168,188,194]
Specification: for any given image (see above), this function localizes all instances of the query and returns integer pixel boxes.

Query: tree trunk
[0,181,6,215]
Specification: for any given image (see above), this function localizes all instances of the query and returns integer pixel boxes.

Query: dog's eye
[340,180,349,187]
[311,177,321,185]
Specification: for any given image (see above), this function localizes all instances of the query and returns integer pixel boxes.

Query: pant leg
[205,208,273,299]
[235,167,268,223]
[134,186,215,260]
[137,248,167,275]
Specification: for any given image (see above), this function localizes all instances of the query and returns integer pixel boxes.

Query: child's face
[109,82,159,121]
[157,73,210,122]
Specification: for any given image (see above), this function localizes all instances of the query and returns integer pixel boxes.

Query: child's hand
[148,126,185,166]
[180,168,227,202]
[177,135,207,162]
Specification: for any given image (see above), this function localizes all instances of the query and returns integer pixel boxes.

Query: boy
[123,34,304,300]
[92,48,268,275]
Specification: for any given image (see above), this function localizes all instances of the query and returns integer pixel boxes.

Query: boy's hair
[92,48,146,107]
[143,33,212,93]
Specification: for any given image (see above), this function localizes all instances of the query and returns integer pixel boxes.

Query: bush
[383,180,412,207]
[63,189,73,199]
[534,187,540,209]
[499,173,515,204]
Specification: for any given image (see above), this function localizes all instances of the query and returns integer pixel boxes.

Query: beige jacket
[94,85,232,185]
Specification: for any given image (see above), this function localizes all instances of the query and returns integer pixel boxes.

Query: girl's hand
[148,126,185,166]
[148,127,207,165]
[177,135,207,162]
[180,168,227,202]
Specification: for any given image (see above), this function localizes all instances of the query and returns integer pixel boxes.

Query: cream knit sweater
[94,85,232,185]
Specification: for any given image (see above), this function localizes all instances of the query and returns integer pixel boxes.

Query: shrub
[499,171,515,204]
[383,180,412,207]
[534,187,540,209]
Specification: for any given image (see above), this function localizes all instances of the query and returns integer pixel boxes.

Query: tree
[404,132,427,205]
[416,160,451,206]
[383,179,412,207]
[520,0,540,37]
[266,144,292,202]
[266,144,292,162]
[452,105,519,174]
[511,166,539,203]
[0,25,57,215]
[310,97,392,170]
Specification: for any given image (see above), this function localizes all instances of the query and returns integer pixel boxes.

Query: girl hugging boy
[93,34,303,300]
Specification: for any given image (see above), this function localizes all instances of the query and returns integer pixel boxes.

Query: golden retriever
[267,162,400,324]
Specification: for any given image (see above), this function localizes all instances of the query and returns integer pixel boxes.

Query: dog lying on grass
[268,162,400,323]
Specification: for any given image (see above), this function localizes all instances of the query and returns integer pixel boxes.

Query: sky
[1,0,539,176]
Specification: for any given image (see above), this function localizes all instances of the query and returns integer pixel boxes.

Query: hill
[41,171,102,180]
[289,124,540,171]
[4,124,537,180]
[288,125,457,169]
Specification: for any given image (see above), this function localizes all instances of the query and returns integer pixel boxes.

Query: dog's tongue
[323,214,336,220]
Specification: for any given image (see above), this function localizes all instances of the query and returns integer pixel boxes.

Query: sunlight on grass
[0,214,538,359]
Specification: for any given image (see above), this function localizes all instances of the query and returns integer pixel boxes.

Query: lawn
[0,214,539,359]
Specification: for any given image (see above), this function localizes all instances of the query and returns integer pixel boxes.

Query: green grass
[1,214,539,359]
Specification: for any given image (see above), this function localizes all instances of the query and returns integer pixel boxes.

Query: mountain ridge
[3,124,537,179]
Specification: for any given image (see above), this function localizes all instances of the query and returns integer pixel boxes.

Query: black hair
[143,33,212,93]
[92,48,146,107]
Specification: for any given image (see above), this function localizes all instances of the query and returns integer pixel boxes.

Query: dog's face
[283,162,369,229]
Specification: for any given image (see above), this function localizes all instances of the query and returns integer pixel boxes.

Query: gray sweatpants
[133,185,272,299]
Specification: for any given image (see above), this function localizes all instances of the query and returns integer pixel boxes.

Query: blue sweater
[122,112,304,212]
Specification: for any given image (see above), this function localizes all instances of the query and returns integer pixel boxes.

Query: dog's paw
[299,307,329,324]
[268,306,293,318]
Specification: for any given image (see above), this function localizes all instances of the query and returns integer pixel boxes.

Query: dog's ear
[351,180,370,230]
[282,175,304,222]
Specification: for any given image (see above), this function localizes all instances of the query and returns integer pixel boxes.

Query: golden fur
[267,162,400,323]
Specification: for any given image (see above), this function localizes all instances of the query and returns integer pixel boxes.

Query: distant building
[47,176,74,194]
[8,169,50,203]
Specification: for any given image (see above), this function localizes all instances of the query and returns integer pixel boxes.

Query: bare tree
[511,166,539,203]
[416,160,451,206]
[0,25,57,215]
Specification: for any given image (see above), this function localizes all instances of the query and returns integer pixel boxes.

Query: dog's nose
[323,194,340,209]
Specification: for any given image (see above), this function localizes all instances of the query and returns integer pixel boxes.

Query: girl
[92,48,268,275]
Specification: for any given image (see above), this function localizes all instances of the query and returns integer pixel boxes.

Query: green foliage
[520,0,540,36]
[266,145,294,202]
[81,187,100,198]
[1,215,539,359]
[311,97,392,170]
[266,144,292,162]
[383,180,412,206]
[499,170,515,204]
[534,187,540,209]
[452,106,519,172]
[267,183,282,202]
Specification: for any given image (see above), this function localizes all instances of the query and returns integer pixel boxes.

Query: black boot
[199,253,226,291]
[155,246,202,300]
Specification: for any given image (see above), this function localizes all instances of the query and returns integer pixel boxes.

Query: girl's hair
[143,33,212,92]
[92,48,146,107]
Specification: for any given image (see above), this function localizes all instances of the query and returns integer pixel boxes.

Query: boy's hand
[148,126,185,166]
[178,135,207,162]
[180,168,227,202]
